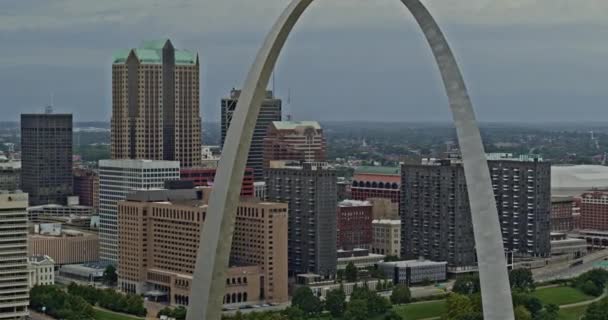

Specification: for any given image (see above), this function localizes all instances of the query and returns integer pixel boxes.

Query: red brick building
[337,200,373,250]
[180,168,254,197]
[263,121,326,169]
[551,197,575,232]
[351,167,400,205]
[73,168,99,208]
[580,192,608,230]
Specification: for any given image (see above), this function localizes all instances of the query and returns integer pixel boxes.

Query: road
[534,249,608,283]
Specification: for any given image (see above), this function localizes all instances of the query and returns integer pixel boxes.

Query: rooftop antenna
[285,88,292,121]
[45,92,54,114]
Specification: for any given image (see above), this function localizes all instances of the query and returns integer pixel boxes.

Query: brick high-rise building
[221,89,281,181]
[266,161,337,276]
[551,197,576,232]
[98,159,180,263]
[337,200,373,250]
[263,121,326,170]
[73,168,99,208]
[111,39,201,168]
[580,192,608,231]
[401,155,551,268]
[117,189,288,305]
[180,167,254,197]
[0,191,30,319]
[21,112,73,206]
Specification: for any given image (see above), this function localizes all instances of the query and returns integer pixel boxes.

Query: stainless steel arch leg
[187,0,514,319]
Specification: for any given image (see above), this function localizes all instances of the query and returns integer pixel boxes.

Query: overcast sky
[1,0,608,122]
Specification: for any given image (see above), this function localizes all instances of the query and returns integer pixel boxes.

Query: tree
[345,262,358,282]
[581,280,603,297]
[512,293,543,319]
[445,294,474,320]
[102,265,118,286]
[344,299,368,320]
[384,310,403,320]
[390,284,411,305]
[291,287,321,316]
[368,293,391,316]
[384,255,401,262]
[325,288,346,318]
[514,305,533,320]
[537,304,559,320]
[583,297,608,320]
[453,274,480,295]
[281,306,305,320]
[509,269,535,292]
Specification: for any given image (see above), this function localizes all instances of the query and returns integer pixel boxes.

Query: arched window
[237,292,242,302]
[243,277,248,284]
[378,182,385,188]
[372,182,378,188]
[352,181,359,187]
[238,277,242,284]
[243,292,248,302]
[232,293,236,303]
[365,182,371,188]
[226,294,231,304]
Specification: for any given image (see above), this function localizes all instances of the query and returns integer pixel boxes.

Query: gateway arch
[188,0,514,319]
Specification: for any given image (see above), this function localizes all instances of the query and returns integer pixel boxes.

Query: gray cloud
[0,0,607,122]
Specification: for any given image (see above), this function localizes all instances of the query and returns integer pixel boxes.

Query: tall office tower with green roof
[111,39,201,168]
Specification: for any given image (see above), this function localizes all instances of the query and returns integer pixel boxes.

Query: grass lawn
[393,300,447,320]
[94,309,144,320]
[533,286,594,306]
[558,305,589,320]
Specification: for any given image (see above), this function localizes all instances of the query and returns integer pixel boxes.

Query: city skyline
[1,0,608,122]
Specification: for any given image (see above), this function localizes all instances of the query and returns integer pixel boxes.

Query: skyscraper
[73,168,99,208]
[337,200,373,250]
[0,191,30,319]
[98,159,180,263]
[21,113,73,206]
[111,39,201,168]
[262,121,326,170]
[401,155,551,268]
[221,89,281,181]
[266,161,337,276]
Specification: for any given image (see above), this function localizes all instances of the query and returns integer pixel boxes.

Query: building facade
[21,113,73,205]
[0,161,20,192]
[351,167,400,213]
[254,182,266,200]
[551,197,576,232]
[378,259,447,285]
[73,168,99,208]
[579,192,608,231]
[111,39,201,168]
[262,121,326,170]
[180,167,254,197]
[98,159,180,262]
[28,255,55,287]
[117,189,288,305]
[401,157,551,268]
[337,200,373,250]
[266,161,337,276]
[336,249,385,270]
[28,230,99,265]
[372,219,401,257]
[221,89,281,181]
[0,192,30,319]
